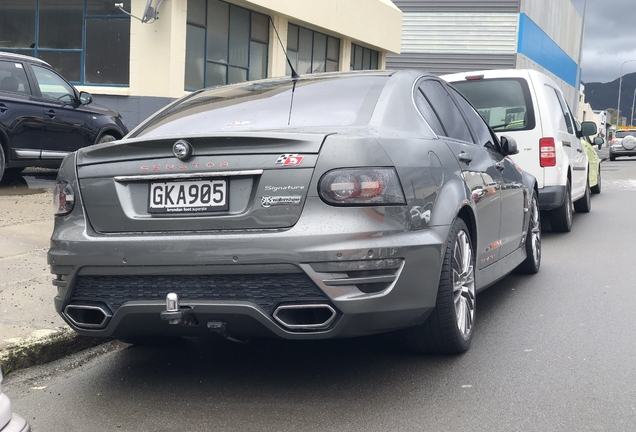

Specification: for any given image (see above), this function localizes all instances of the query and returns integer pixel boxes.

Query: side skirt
[475,247,526,293]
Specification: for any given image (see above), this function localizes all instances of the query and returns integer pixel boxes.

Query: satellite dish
[115,0,164,23]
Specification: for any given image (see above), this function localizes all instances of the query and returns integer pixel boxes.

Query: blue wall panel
[517,13,577,87]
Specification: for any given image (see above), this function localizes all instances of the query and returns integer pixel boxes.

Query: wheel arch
[456,204,477,250]
[95,128,124,144]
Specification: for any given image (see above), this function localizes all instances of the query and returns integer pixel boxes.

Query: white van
[442,69,597,232]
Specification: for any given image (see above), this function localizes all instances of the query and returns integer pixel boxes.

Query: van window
[448,86,496,148]
[450,78,536,132]
[554,89,574,135]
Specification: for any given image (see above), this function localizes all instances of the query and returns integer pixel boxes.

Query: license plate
[148,179,228,214]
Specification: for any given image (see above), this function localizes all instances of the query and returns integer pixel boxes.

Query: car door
[29,63,95,160]
[448,85,526,259]
[417,78,503,269]
[554,88,587,197]
[0,59,44,160]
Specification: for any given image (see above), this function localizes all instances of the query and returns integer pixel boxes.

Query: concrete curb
[0,327,108,375]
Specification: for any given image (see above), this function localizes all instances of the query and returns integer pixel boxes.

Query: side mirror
[79,91,93,105]
[500,135,518,156]
[581,121,597,138]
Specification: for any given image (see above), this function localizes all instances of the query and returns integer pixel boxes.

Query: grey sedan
[48,70,540,354]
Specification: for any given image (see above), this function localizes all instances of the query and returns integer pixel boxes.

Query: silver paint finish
[48,70,537,341]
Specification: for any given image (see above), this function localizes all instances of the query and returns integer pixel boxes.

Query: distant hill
[584,72,636,121]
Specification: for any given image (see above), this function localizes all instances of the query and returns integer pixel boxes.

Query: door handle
[46,109,56,119]
[494,161,505,171]
[458,152,472,165]
[563,141,571,147]
[577,148,583,153]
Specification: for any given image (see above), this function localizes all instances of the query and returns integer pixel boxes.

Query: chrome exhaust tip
[273,304,337,330]
[64,303,112,329]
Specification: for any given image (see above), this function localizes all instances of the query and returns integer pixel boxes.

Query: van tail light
[539,138,556,167]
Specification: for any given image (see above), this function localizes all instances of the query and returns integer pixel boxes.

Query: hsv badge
[276,154,304,166]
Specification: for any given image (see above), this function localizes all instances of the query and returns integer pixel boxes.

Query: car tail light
[465,75,484,81]
[53,181,75,215]
[539,138,556,167]
[318,168,406,206]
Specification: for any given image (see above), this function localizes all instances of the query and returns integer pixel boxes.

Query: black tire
[0,144,5,180]
[516,193,541,274]
[591,166,601,194]
[118,335,181,346]
[97,134,117,144]
[404,218,475,354]
[549,180,573,232]
[573,178,591,213]
[609,154,616,162]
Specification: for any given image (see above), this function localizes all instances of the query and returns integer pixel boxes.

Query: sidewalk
[0,186,104,374]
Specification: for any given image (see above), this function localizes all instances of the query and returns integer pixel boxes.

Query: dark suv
[0,52,128,179]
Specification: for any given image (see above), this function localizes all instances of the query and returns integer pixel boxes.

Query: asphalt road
[4,159,636,432]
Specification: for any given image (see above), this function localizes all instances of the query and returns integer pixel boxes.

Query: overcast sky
[571,0,636,84]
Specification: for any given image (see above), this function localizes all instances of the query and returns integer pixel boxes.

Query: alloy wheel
[452,230,475,339]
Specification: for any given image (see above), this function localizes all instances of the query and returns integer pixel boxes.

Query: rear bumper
[610,148,636,158]
[537,185,567,211]
[49,199,449,340]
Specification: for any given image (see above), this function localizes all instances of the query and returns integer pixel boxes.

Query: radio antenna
[269,17,300,79]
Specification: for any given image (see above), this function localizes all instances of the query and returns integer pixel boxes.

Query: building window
[185,0,269,91]
[350,43,379,71]
[0,0,131,85]
[286,24,339,76]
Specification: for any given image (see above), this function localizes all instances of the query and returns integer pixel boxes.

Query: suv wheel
[550,180,573,232]
[0,149,4,180]
[573,179,591,213]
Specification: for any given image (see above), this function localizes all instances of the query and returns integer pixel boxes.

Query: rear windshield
[450,78,536,132]
[616,131,636,138]
[131,75,388,138]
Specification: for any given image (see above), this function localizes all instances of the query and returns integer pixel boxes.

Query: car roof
[0,51,51,67]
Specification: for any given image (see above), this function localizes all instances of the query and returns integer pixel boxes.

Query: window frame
[0,0,131,87]
[286,23,340,76]
[185,0,270,91]
[350,43,379,71]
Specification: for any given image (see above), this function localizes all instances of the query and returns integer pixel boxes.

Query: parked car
[443,69,597,232]
[0,370,30,432]
[580,130,602,194]
[609,129,636,161]
[0,52,128,180]
[48,70,540,354]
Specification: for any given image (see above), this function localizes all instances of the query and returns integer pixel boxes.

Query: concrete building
[387,0,584,108]
[0,0,402,129]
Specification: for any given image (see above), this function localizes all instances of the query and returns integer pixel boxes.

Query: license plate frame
[147,178,229,214]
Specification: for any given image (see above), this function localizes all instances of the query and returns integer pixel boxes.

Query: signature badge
[276,154,304,166]
[261,196,302,208]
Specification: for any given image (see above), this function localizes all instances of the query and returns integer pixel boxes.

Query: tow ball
[160,292,198,326]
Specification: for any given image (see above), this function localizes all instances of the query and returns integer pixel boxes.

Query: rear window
[132,75,388,138]
[450,78,536,132]
[616,131,636,138]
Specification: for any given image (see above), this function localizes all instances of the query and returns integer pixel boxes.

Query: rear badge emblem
[261,196,302,208]
[173,140,193,161]
[276,154,304,166]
